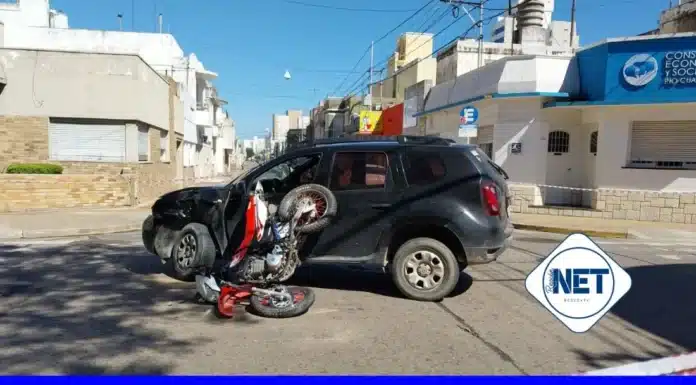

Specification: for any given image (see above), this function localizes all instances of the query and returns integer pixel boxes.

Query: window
[160,130,169,162]
[138,126,149,162]
[629,121,696,170]
[548,130,569,153]
[403,151,447,186]
[329,152,388,190]
[589,131,598,155]
[252,154,321,191]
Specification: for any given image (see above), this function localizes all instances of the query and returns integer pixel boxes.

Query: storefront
[417,33,696,223]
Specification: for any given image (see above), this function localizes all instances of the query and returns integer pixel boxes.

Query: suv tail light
[481,182,500,216]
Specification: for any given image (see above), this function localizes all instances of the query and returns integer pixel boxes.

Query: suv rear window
[402,151,447,186]
[330,151,388,191]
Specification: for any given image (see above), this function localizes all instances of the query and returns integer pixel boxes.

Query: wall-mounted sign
[358,110,383,134]
[622,51,696,89]
[458,105,478,137]
[663,50,696,86]
[511,142,522,154]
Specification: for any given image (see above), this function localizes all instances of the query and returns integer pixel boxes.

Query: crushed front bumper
[142,214,156,255]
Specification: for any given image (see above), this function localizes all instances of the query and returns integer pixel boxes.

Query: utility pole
[131,0,135,31]
[509,0,514,54]
[478,0,484,68]
[569,0,576,50]
[368,40,374,109]
[439,0,485,68]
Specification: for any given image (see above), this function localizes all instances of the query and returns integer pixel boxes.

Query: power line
[273,0,421,13]
[329,0,439,96]
[371,2,481,77]
[369,2,524,89]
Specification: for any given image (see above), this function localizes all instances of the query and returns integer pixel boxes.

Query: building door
[48,119,126,162]
[583,126,598,207]
[475,125,494,159]
[544,130,575,206]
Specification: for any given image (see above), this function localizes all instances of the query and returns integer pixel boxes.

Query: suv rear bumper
[464,223,513,265]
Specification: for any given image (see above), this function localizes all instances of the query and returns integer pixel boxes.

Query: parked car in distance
[143,135,513,301]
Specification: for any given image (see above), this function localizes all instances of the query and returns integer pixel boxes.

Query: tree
[246,148,255,159]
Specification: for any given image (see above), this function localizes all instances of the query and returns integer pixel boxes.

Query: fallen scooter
[195,182,337,319]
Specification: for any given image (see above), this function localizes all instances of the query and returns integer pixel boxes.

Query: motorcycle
[194,182,337,319]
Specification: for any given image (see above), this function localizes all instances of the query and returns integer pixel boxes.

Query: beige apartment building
[371,32,437,103]
[0,46,185,209]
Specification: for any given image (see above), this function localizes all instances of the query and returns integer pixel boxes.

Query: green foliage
[5,163,64,174]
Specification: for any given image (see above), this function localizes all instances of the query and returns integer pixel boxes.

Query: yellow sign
[359,111,383,134]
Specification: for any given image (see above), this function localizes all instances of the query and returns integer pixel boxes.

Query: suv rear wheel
[391,238,460,301]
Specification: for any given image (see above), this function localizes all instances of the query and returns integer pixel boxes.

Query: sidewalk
[512,213,696,239]
[2,205,696,241]
[0,177,231,240]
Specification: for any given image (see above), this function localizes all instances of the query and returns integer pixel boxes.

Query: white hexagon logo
[525,233,633,333]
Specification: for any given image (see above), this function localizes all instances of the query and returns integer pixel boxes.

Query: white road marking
[598,241,696,247]
[1,237,87,246]
[657,254,681,260]
[629,230,651,240]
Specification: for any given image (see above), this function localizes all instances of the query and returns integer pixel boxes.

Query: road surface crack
[435,302,528,375]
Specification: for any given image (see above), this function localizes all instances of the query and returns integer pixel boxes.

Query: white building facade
[0,0,233,178]
[417,33,696,224]
[438,0,577,85]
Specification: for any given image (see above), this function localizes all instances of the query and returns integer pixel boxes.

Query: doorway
[544,130,578,206]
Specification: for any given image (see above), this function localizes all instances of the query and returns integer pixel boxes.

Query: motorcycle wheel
[249,286,315,318]
[278,183,337,234]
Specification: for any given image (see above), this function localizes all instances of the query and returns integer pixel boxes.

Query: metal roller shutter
[49,120,126,162]
[475,125,494,145]
[630,121,696,167]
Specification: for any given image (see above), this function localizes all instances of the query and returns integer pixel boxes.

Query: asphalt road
[1,230,695,374]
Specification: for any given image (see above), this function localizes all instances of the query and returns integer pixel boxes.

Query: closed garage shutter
[630,121,696,169]
[475,125,494,158]
[49,120,126,162]
[475,125,494,144]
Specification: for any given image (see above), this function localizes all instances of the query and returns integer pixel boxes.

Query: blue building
[419,33,696,224]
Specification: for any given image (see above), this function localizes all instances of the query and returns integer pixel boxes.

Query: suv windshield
[227,162,264,185]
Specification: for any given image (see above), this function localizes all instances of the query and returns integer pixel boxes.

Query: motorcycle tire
[249,286,315,319]
[278,183,337,234]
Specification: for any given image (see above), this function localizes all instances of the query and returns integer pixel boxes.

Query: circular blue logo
[459,106,478,125]
[622,53,658,87]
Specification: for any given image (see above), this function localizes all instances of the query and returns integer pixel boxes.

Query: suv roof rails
[295,135,455,148]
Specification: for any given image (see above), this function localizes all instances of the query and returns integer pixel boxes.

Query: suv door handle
[371,203,391,210]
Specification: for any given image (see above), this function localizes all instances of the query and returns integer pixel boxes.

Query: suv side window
[329,151,388,191]
[251,154,321,191]
[402,150,447,186]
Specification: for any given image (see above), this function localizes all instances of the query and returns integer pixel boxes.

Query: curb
[513,223,629,239]
[0,224,141,241]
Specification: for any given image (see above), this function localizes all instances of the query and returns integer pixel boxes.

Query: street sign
[458,105,478,138]
[511,142,522,154]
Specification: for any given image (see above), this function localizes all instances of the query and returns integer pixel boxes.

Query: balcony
[195,109,213,127]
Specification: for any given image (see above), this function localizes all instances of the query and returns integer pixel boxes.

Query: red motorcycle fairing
[228,193,266,268]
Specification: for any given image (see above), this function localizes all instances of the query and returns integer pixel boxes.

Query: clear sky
[52,0,672,139]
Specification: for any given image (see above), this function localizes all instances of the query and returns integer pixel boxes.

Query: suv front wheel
[391,238,460,301]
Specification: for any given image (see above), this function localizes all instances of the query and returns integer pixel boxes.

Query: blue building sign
[575,35,696,104]
[663,51,696,86]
